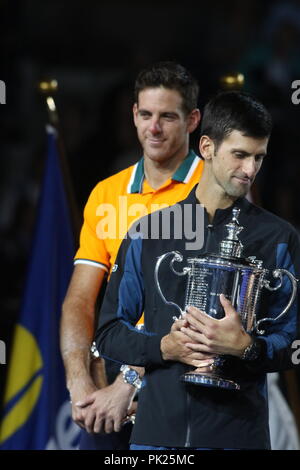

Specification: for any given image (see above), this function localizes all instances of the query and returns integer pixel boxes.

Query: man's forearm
[60,297,97,390]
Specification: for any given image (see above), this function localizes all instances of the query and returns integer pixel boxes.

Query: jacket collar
[127,150,201,194]
[181,184,252,224]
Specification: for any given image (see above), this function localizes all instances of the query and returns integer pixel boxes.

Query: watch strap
[241,338,262,361]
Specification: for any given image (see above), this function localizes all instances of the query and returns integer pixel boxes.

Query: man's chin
[226,186,249,199]
[145,151,168,162]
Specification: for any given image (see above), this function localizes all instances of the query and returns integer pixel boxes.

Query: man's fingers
[180,326,209,345]
[219,293,231,305]
[73,416,86,429]
[93,415,104,434]
[192,358,215,368]
[186,306,211,325]
[171,318,188,331]
[75,395,94,408]
[179,352,215,367]
[190,351,215,359]
[193,365,214,373]
[113,419,123,433]
[181,358,214,367]
[182,348,215,359]
[84,411,96,434]
[72,405,88,428]
[186,341,213,354]
[104,418,114,434]
[219,294,234,314]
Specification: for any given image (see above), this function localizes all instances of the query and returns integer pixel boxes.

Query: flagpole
[38,79,81,244]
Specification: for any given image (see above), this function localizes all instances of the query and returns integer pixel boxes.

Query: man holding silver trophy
[96,91,300,450]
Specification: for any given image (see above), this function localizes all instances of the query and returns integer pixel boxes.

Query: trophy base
[180,371,240,390]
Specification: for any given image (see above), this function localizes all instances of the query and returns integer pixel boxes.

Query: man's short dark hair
[134,61,199,115]
[200,91,272,149]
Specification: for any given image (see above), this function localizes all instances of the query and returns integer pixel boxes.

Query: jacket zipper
[202,208,215,254]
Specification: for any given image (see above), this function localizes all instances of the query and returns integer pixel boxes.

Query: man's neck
[195,170,237,222]
[144,149,189,190]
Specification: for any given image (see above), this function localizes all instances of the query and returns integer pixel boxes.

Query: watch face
[125,369,138,384]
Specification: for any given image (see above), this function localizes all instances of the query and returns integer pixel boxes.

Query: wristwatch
[241,338,262,361]
[120,365,142,390]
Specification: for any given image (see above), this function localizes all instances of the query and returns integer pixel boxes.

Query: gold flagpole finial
[220,72,245,91]
[38,79,59,126]
[38,79,58,95]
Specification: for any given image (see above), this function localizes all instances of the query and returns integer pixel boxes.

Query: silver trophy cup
[154,208,298,390]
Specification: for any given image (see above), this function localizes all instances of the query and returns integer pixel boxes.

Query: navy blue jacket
[96,187,300,449]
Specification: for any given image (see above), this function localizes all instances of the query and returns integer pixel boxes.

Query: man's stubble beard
[218,177,251,199]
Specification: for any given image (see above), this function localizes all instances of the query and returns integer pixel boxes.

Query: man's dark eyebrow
[231,148,267,157]
[231,149,251,156]
[161,111,180,117]
[138,109,180,117]
[138,109,151,114]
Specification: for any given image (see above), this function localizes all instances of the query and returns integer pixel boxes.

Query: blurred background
[1,0,300,441]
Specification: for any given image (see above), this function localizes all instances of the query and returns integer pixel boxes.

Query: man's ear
[199,135,215,160]
[187,108,201,134]
[133,103,138,127]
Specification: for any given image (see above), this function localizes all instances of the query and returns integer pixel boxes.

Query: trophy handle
[255,269,298,335]
[154,251,190,320]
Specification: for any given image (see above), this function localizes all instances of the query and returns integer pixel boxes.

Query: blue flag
[0,126,80,449]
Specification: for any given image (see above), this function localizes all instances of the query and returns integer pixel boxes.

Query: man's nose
[242,158,257,178]
[149,118,162,134]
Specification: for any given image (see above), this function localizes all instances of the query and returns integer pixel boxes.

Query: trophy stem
[180,370,240,390]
